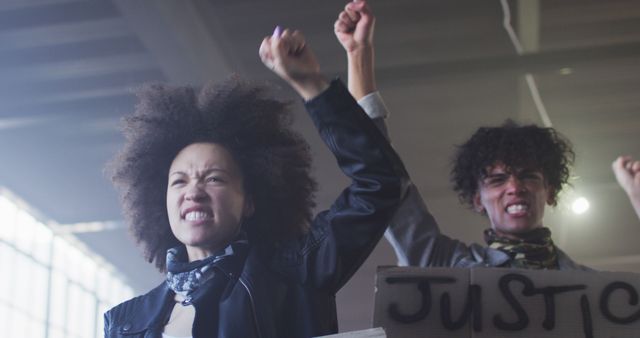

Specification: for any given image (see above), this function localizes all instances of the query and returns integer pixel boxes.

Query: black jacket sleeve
[300,79,408,291]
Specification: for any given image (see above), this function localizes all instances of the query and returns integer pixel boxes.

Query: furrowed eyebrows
[518,170,544,179]
[202,168,231,175]
[169,168,231,177]
[519,168,542,173]
[485,172,508,177]
[482,172,508,181]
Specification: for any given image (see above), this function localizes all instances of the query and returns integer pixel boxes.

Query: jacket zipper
[238,277,263,338]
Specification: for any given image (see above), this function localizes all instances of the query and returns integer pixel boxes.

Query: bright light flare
[571,197,590,215]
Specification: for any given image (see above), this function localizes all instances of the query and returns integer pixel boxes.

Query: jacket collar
[485,246,511,267]
[118,282,174,335]
[486,245,592,271]
[556,247,592,271]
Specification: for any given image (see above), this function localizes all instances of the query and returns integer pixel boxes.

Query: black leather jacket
[103,80,409,338]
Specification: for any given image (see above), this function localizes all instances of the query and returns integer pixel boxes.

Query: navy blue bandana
[165,234,248,304]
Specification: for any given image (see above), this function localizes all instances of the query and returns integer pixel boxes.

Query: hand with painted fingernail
[259,27,328,100]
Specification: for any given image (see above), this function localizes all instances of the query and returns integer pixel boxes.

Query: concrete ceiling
[1,0,639,332]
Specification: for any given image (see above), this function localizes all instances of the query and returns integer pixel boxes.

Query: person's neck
[185,244,224,262]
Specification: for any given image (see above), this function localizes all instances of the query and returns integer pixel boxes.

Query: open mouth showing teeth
[184,211,212,221]
[506,204,528,214]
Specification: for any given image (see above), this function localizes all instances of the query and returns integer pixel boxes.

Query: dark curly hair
[451,120,574,208]
[108,77,317,271]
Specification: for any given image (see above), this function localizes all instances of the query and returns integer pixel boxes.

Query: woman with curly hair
[335,0,589,271]
[103,27,407,338]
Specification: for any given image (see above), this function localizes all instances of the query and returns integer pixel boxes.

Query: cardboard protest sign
[373,267,471,338]
[374,267,640,338]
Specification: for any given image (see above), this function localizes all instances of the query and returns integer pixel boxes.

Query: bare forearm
[347,47,376,100]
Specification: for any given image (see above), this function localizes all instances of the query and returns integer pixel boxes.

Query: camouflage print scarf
[484,227,559,269]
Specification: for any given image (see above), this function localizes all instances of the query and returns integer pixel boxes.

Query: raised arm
[334,1,473,268]
[613,156,640,220]
[335,0,376,100]
[260,28,408,289]
[334,0,391,138]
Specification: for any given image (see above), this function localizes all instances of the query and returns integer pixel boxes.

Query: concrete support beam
[374,41,640,86]
[114,1,232,85]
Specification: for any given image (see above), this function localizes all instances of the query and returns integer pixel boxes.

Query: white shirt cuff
[357,91,390,119]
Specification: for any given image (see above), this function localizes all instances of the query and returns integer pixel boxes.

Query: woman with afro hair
[103,27,407,338]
